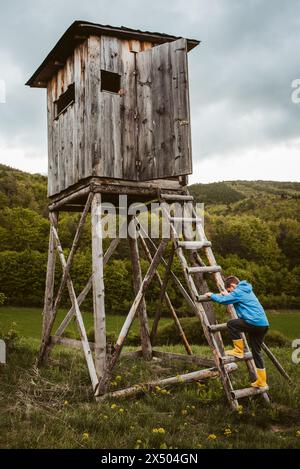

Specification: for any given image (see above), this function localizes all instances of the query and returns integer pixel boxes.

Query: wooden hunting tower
[27,20,199,198]
[27,21,275,409]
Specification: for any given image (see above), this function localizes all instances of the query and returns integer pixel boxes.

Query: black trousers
[227,318,268,369]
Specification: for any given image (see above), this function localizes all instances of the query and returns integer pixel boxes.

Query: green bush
[155,317,205,346]
[264,330,289,347]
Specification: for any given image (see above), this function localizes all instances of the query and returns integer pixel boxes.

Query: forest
[0,163,299,313]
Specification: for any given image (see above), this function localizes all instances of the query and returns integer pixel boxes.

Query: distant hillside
[189,180,300,221]
[0,164,47,216]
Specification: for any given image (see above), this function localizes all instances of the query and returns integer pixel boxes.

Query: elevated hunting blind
[27,21,285,409]
[27,20,199,198]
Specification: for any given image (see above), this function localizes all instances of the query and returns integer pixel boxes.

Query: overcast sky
[0,0,299,183]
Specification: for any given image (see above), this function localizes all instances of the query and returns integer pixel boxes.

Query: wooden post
[39,211,58,365]
[96,363,238,401]
[91,193,106,379]
[128,225,152,360]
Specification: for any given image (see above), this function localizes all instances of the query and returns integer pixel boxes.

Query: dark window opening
[54,83,75,119]
[101,70,121,94]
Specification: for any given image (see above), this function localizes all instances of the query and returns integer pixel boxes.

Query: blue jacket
[210,280,269,327]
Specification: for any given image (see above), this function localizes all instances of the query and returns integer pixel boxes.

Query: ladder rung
[208,322,227,333]
[197,295,212,302]
[187,265,221,274]
[221,352,253,364]
[161,194,194,201]
[231,386,269,400]
[177,241,212,249]
[169,217,202,223]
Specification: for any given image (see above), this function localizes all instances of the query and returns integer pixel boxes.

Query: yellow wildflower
[119,408,125,413]
[111,403,117,409]
[207,434,217,440]
[63,400,69,406]
[82,432,89,440]
[152,427,166,434]
[296,431,300,437]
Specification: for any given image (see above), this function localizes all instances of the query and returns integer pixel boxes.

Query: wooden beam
[91,193,106,379]
[49,185,91,211]
[38,212,58,365]
[96,363,237,401]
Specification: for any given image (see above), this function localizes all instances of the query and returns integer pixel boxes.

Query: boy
[204,276,269,388]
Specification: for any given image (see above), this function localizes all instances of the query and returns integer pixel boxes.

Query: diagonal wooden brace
[50,221,99,391]
[38,193,93,365]
[96,238,168,396]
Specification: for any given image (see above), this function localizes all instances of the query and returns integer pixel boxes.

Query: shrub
[264,330,289,347]
[155,317,205,346]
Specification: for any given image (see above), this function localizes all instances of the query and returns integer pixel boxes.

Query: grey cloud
[0,0,299,168]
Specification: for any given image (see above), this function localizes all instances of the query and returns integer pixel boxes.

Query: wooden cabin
[26,21,199,198]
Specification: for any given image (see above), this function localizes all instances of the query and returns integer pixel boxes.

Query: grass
[0,335,300,449]
[1,307,300,448]
[1,307,299,340]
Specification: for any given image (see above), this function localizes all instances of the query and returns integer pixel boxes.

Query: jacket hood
[237,280,252,293]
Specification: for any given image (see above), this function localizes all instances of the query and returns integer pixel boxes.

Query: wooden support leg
[96,238,168,396]
[38,212,58,366]
[91,193,106,379]
[128,226,152,361]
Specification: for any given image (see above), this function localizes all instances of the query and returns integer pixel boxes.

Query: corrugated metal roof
[26,20,200,88]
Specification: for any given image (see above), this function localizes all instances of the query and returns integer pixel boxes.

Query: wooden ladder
[159,191,270,410]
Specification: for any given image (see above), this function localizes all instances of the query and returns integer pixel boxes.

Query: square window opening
[101,70,121,94]
[54,83,75,119]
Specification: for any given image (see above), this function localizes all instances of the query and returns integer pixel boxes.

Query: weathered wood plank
[120,41,137,180]
[86,36,101,178]
[39,213,57,365]
[170,38,192,175]
[96,363,237,401]
[100,36,122,73]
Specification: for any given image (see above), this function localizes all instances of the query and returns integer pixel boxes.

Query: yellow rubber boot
[225,339,244,358]
[251,368,267,388]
